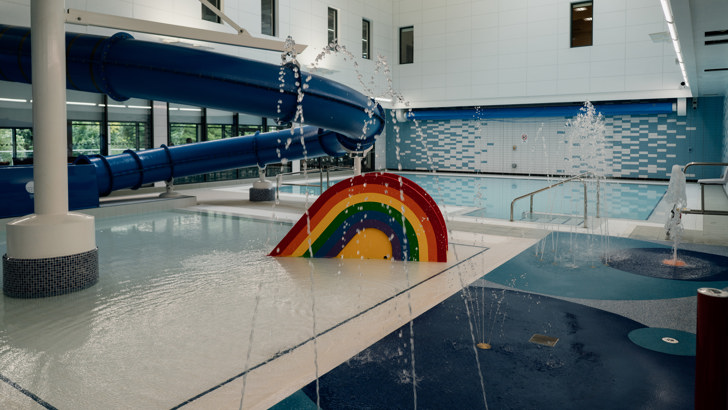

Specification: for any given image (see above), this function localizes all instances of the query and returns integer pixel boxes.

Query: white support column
[3,0,98,298]
[31,0,68,216]
[152,100,169,188]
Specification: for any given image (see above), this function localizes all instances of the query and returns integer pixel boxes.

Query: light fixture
[66,101,97,106]
[659,0,689,87]
[0,97,28,103]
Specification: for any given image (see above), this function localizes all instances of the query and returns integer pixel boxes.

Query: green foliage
[71,121,101,156]
[109,122,147,155]
[170,123,198,145]
[0,129,11,163]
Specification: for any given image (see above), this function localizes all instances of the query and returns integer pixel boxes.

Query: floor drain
[529,334,559,347]
[661,337,679,344]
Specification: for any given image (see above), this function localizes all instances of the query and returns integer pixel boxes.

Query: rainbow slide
[270,172,448,262]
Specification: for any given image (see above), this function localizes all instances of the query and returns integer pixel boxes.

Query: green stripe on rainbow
[303,202,420,260]
[270,172,448,262]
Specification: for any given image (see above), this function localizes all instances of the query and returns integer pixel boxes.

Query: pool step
[521,212,585,226]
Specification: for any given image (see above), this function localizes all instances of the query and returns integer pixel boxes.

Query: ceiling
[674,0,728,97]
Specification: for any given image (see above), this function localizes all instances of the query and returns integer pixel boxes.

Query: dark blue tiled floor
[298,288,695,409]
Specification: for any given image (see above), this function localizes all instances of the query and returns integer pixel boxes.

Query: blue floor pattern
[483,232,728,300]
[271,232,720,409]
[297,288,694,409]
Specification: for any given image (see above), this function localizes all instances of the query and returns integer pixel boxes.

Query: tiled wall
[723,92,728,163]
[386,97,725,180]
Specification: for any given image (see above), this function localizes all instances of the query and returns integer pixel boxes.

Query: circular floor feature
[605,248,728,281]
[628,327,696,356]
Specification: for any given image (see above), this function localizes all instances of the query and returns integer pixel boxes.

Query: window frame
[327,7,339,45]
[261,0,276,36]
[202,0,222,24]
[362,19,371,60]
[399,26,414,64]
[570,1,593,48]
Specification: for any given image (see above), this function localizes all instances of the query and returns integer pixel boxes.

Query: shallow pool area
[0,209,534,409]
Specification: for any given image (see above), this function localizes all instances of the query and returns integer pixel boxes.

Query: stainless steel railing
[275,166,354,199]
[510,172,600,228]
[681,162,728,216]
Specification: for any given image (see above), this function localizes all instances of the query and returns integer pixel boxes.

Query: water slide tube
[0,24,385,196]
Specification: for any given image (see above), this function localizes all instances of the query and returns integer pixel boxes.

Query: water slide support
[3,0,98,298]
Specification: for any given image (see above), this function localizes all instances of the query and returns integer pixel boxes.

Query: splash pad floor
[2,179,726,409]
[299,287,695,409]
[0,207,536,409]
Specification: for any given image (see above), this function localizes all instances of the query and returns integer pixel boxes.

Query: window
[0,128,12,164]
[327,7,338,45]
[571,2,593,47]
[206,124,234,141]
[362,19,371,59]
[202,0,222,23]
[399,26,414,64]
[170,124,200,146]
[0,128,33,164]
[108,122,149,156]
[70,121,102,157]
[261,0,275,36]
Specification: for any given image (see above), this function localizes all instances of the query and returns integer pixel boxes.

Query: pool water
[278,172,667,221]
[0,209,488,409]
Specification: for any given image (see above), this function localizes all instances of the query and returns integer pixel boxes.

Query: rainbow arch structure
[270,172,448,262]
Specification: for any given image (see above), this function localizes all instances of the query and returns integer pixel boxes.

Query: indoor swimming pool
[275,172,668,221]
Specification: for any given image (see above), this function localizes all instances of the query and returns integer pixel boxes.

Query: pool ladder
[510,172,600,228]
[275,166,354,199]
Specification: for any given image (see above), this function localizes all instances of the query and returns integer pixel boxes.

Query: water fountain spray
[663,164,688,266]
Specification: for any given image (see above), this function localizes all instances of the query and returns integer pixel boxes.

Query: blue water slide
[78,127,348,196]
[0,24,385,195]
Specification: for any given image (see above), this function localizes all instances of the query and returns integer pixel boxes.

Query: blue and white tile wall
[723,92,728,163]
[386,98,725,180]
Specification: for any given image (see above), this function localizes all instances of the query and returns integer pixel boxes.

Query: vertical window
[571,2,593,47]
[0,128,12,164]
[70,121,102,157]
[261,0,275,36]
[13,128,33,162]
[202,0,222,23]
[108,122,148,156]
[362,19,371,59]
[327,7,338,45]
[399,26,414,64]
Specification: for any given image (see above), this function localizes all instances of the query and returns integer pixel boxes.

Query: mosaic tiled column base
[2,248,98,298]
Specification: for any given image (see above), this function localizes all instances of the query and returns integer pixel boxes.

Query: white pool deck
[0,176,726,409]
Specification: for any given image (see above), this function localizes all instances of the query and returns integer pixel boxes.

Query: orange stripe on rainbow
[270,172,448,262]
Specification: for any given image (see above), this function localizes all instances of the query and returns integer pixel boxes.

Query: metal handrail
[275,166,354,199]
[681,162,728,216]
[509,172,600,228]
